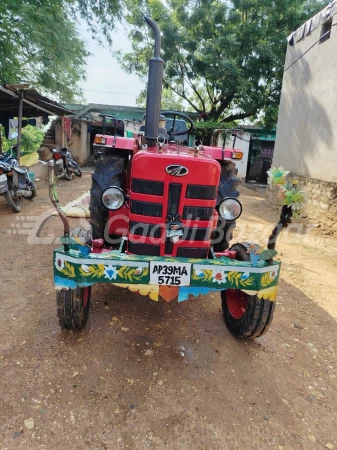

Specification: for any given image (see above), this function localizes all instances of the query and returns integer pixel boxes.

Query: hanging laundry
[28,118,36,127]
[64,117,72,140]
[35,117,43,128]
[9,119,18,139]
[42,115,49,125]
[2,113,13,138]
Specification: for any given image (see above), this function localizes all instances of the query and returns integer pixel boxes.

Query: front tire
[221,242,275,339]
[89,156,125,240]
[56,286,91,330]
[4,190,21,213]
[212,162,240,252]
[221,290,275,339]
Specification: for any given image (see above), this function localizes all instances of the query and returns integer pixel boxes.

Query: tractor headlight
[102,187,125,210]
[218,198,242,221]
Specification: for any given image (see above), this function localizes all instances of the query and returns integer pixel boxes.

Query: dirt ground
[0,172,336,450]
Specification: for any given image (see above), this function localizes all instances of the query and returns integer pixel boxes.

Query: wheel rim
[82,287,90,308]
[226,289,248,319]
[10,191,20,206]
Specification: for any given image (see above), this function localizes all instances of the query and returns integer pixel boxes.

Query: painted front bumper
[53,248,280,303]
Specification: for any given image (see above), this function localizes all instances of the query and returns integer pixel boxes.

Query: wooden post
[0,126,3,154]
[17,92,23,164]
[61,115,65,147]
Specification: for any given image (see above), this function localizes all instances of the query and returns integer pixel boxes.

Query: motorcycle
[52,144,82,180]
[0,148,37,213]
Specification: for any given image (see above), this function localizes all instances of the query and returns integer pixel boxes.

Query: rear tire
[221,242,276,339]
[64,172,73,181]
[23,188,37,200]
[89,156,125,240]
[4,190,21,213]
[213,162,240,252]
[56,286,91,330]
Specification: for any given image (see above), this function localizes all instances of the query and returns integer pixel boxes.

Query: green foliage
[1,125,45,153]
[21,125,45,153]
[193,120,237,144]
[121,0,330,126]
[0,0,123,102]
[136,87,185,110]
[71,0,123,46]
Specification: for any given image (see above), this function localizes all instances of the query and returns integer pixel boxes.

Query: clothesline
[1,115,49,140]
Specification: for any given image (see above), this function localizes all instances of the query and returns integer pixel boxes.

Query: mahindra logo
[166,165,188,177]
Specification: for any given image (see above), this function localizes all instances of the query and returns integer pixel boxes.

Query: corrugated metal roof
[288,1,337,46]
[0,85,74,117]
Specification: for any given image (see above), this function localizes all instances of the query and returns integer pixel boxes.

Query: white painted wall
[274,14,337,182]
[218,132,251,179]
[124,119,142,136]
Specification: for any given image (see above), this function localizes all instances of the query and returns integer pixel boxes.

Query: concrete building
[273,1,337,220]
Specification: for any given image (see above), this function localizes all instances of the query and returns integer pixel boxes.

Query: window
[320,19,332,44]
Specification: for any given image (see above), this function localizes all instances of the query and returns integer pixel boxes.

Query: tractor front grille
[128,153,220,258]
[129,180,217,257]
[130,200,163,217]
[186,185,217,200]
[128,241,161,256]
[129,221,162,238]
[182,206,214,221]
[131,179,164,196]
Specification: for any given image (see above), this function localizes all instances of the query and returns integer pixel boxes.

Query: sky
[77,25,145,107]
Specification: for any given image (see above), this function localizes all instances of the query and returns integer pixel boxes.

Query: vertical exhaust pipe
[144,16,164,147]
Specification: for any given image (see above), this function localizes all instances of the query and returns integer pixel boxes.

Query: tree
[0,0,123,102]
[120,0,330,126]
[1,125,44,153]
[136,87,185,110]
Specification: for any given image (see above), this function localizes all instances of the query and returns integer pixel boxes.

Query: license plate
[166,229,184,238]
[0,174,7,183]
[149,261,191,286]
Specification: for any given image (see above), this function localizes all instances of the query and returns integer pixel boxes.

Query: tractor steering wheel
[161,111,194,137]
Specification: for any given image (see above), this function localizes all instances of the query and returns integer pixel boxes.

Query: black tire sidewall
[212,162,240,250]
[56,287,91,330]
[221,290,263,339]
[221,242,275,339]
[4,190,21,213]
[89,156,125,240]
[73,286,91,329]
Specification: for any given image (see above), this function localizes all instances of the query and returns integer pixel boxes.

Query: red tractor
[51,17,284,339]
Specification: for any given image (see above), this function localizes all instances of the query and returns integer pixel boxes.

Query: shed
[0,84,73,163]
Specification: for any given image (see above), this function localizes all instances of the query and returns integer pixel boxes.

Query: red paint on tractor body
[202,145,237,161]
[108,205,129,236]
[127,145,221,257]
[99,137,240,258]
[94,135,138,152]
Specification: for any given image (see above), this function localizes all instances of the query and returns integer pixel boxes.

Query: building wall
[273,15,337,183]
[124,119,142,136]
[55,118,89,165]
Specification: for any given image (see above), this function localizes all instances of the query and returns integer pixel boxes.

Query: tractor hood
[128,149,221,258]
